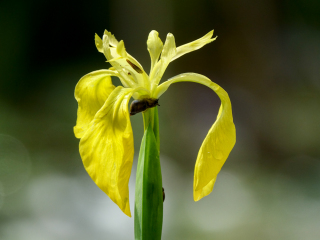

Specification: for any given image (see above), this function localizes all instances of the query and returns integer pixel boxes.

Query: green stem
[134,107,163,240]
[142,107,160,150]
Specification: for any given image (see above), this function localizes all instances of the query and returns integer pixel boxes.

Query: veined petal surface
[171,31,217,62]
[74,70,116,138]
[79,86,138,217]
[155,73,236,201]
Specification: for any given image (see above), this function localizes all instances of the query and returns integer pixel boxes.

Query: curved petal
[171,30,217,62]
[79,86,145,217]
[155,73,236,201]
[147,30,163,73]
[150,33,176,87]
[74,70,117,138]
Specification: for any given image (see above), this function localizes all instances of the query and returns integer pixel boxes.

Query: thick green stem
[142,107,160,150]
[134,107,163,240]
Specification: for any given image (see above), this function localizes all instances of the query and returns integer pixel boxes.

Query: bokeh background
[1,0,320,239]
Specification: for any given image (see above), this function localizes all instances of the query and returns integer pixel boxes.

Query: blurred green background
[1,0,320,239]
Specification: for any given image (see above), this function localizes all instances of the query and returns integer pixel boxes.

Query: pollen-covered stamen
[126,59,143,74]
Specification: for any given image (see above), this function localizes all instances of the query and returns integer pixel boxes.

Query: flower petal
[150,33,176,86]
[155,73,236,201]
[96,32,136,88]
[116,40,128,57]
[147,30,163,73]
[104,29,119,47]
[99,32,150,91]
[95,34,104,53]
[74,70,117,138]
[171,30,217,62]
[94,32,135,89]
[95,30,119,54]
[79,86,138,217]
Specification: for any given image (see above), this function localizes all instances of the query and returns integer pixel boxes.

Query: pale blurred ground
[1,0,320,239]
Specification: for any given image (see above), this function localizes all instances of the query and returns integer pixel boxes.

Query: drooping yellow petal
[147,30,163,73]
[155,73,236,201]
[171,31,217,62]
[150,33,177,86]
[74,70,117,138]
[79,86,138,217]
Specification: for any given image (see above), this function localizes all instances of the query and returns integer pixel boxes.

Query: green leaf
[134,124,163,240]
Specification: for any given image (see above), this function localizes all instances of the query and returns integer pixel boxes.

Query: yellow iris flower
[74,30,236,217]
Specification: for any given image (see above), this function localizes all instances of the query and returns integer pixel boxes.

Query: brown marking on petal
[126,59,143,74]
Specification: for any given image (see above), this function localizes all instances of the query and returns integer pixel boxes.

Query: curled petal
[79,86,140,217]
[155,73,236,201]
[147,30,163,73]
[171,30,217,62]
[74,70,117,138]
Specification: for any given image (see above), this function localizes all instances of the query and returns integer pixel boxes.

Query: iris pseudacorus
[74,30,236,217]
